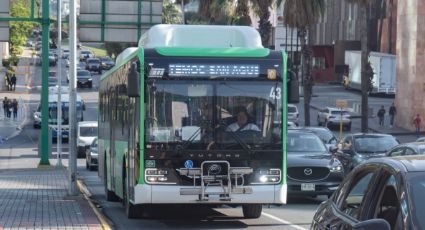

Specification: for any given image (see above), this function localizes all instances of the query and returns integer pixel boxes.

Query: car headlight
[34,113,41,121]
[330,159,344,172]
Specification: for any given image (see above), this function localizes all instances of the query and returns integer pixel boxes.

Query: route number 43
[269,87,281,99]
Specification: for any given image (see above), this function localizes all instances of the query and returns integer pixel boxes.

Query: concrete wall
[395,0,425,131]
[0,0,9,42]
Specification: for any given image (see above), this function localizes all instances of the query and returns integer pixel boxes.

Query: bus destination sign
[169,64,260,77]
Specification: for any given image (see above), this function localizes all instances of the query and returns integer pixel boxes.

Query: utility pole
[56,0,63,167]
[68,0,77,195]
[39,0,50,165]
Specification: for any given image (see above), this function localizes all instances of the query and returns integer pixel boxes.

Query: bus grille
[287,167,330,181]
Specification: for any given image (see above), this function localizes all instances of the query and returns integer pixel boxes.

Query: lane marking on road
[262,212,308,230]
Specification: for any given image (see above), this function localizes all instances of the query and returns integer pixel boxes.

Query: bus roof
[138,24,263,49]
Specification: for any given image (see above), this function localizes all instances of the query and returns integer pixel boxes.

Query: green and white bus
[98,24,299,219]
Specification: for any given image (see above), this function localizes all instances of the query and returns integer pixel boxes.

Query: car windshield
[287,132,327,153]
[331,110,349,115]
[145,80,282,146]
[88,59,100,64]
[80,127,97,137]
[353,136,398,153]
[77,71,91,77]
[307,129,338,144]
[288,106,297,113]
[408,172,425,229]
[100,57,112,62]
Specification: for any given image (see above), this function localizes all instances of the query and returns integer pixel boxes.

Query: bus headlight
[253,169,281,184]
[145,169,173,184]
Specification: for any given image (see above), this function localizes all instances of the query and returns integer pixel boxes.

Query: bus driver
[226,108,260,132]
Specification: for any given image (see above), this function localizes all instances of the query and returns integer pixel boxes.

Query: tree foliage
[162,0,183,24]
[9,0,34,56]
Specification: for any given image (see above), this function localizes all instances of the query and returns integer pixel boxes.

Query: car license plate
[301,183,315,191]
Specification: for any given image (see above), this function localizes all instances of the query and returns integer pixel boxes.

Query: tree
[347,0,373,132]
[163,0,183,24]
[9,0,34,56]
[280,0,325,127]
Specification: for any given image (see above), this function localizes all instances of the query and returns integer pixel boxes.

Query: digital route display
[168,64,260,77]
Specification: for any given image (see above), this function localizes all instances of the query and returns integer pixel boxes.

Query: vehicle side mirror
[352,219,390,230]
[287,70,299,103]
[329,146,338,154]
[127,62,140,97]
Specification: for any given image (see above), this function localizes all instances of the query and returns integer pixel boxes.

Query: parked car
[62,49,69,59]
[79,50,94,61]
[86,58,102,74]
[336,133,399,173]
[387,142,425,157]
[311,156,425,230]
[287,121,297,129]
[300,127,338,149]
[286,130,343,198]
[77,121,98,158]
[76,70,93,88]
[99,56,115,70]
[287,104,299,125]
[86,138,98,171]
[317,107,351,130]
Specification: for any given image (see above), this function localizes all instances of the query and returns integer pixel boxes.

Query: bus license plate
[301,183,315,191]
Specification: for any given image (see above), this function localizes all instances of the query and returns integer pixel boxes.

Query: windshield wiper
[217,123,254,155]
[178,127,202,151]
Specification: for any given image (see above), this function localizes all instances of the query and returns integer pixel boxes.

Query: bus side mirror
[127,62,140,97]
[287,70,299,103]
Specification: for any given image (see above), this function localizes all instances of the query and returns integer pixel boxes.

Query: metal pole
[39,0,50,165]
[181,1,185,24]
[68,0,77,195]
[56,0,63,167]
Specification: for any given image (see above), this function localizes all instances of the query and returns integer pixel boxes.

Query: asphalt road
[10,59,417,229]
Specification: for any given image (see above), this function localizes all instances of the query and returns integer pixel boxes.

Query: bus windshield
[145,80,282,146]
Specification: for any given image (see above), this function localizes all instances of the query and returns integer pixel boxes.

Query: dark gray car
[286,130,344,198]
[336,133,399,173]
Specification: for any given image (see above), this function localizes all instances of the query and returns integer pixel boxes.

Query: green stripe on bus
[138,48,145,185]
[155,47,270,57]
[282,51,287,185]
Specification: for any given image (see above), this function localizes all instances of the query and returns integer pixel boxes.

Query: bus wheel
[242,204,262,219]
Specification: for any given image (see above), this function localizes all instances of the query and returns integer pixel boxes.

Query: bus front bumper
[133,184,287,205]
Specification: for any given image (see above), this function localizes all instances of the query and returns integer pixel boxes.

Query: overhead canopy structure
[138,24,264,48]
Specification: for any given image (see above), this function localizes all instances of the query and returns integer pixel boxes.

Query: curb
[77,180,114,230]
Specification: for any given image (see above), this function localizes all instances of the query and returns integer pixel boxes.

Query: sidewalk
[0,167,103,229]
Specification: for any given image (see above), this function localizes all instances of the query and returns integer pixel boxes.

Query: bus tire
[242,204,262,219]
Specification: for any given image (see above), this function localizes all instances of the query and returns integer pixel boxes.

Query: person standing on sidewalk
[413,114,422,138]
[389,103,397,128]
[2,97,8,117]
[377,105,386,127]
[12,99,18,119]
[6,99,11,118]
[10,74,17,91]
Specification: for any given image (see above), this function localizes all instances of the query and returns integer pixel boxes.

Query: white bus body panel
[133,184,287,204]
[345,51,396,94]
[138,24,263,49]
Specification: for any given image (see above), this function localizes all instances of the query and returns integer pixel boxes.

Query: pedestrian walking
[2,97,8,117]
[10,74,17,91]
[377,105,386,127]
[389,102,397,128]
[12,99,18,119]
[413,114,422,138]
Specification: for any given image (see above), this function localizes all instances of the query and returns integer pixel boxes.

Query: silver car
[317,107,351,130]
[86,138,98,171]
